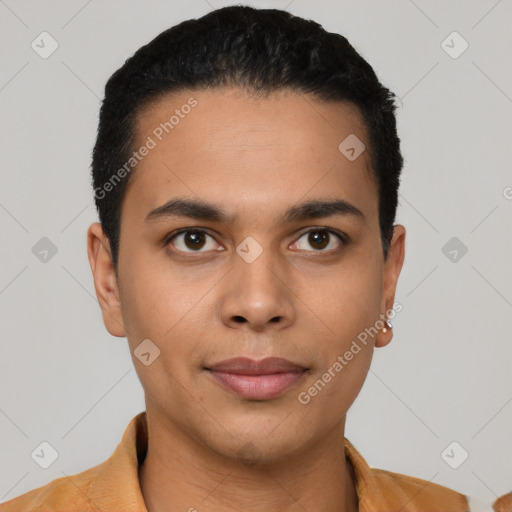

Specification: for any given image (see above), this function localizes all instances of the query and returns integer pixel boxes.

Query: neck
[138,407,358,512]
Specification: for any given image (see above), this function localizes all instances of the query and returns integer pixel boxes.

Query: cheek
[117,249,194,341]
[314,259,382,336]
[118,264,211,372]
[295,339,374,425]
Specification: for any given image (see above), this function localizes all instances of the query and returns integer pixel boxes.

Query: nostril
[233,316,246,323]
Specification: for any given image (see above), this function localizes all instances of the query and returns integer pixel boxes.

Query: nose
[219,248,296,332]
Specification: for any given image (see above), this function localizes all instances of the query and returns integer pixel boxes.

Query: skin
[87,86,405,512]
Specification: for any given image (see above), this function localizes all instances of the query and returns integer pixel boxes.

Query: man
[1,5,510,511]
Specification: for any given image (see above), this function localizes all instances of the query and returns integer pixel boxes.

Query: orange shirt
[1,411,510,511]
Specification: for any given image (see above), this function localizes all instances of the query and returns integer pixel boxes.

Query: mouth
[204,357,308,400]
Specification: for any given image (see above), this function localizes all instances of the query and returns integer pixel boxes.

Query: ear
[87,222,126,337]
[375,224,406,348]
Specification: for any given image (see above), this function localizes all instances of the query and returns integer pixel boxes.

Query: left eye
[167,229,221,253]
[291,228,345,252]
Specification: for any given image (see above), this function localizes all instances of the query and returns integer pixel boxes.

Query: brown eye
[167,229,222,253]
[292,228,345,252]
[184,231,207,250]
[308,231,329,250]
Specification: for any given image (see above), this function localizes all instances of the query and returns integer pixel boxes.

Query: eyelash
[163,227,348,255]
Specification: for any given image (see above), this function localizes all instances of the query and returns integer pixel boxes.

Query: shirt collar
[89,411,385,511]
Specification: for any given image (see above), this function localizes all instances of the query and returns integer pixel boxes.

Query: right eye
[165,228,224,254]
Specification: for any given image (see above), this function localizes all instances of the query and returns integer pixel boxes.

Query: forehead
[122,87,378,226]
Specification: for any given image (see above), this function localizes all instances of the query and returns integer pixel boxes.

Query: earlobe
[87,222,126,337]
[375,319,393,348]
[376,225,406,349]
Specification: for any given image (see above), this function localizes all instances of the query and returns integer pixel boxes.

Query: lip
[207,357,306,375]
[205,357,308,400]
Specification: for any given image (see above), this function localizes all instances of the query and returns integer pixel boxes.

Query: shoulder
[343,437,507,511]
[370,467,469,510]
[0,466,99,512]
[344,437,467,509]
[491,492,512,512]
[0,412,146,512]
[372,468,512,512]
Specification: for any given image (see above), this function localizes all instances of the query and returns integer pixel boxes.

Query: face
[88,86,405,465]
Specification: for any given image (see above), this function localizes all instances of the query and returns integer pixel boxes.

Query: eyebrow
[144,197,365,224]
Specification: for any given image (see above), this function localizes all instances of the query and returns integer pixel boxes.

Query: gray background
[1,0,511,503]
